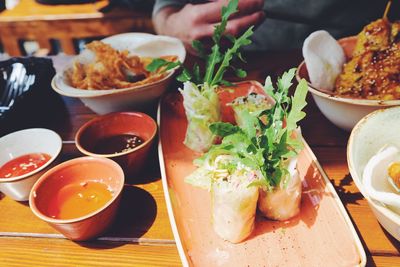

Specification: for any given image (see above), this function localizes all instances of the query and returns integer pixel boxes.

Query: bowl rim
[75,111,157,158]
[29,156,125,224]
[0,128,62,182]
[51,32,186,98]
[51,70,174,99]
[347,106,400,224]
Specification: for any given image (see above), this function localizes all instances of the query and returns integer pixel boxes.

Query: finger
[189,23,216,41]
[224,11,265,37]
[235,0,264,18]
[189,10,264,42]
[194,0,263,24]
[192,1,228,23]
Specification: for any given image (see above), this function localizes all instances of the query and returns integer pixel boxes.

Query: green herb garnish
[145,58,181,73]
[194,69,308,189]
[146,0,253,87]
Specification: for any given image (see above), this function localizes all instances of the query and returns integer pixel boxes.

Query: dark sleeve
[152,0,188,16]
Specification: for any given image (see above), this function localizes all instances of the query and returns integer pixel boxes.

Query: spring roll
[179,81,221,152]
[211,156,260,243]
[258,156,302,221]
[230,93,273,128]
[186,154,260,243]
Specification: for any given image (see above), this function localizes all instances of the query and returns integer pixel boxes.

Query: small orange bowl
[75,112,157,177]
[29,156,125,241]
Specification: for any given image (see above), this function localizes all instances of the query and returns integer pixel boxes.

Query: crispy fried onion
[69,41,177,90]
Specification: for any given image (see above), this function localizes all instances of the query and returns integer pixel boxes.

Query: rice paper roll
[187,154,260,243]
[179,81,220,152]
[230,93,274,128]
[212,174,259,243]
[258,156,302,221]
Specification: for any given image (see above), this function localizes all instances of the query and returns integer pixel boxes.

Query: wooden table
[0,0,153,56]
[0,52,399,266]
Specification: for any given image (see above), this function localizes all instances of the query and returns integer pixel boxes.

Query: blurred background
[0,0,155,57]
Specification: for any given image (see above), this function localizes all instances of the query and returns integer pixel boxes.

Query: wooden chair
[0,0,154,56]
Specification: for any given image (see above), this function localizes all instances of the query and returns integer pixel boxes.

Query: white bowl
[0,128,62,201]
[348,107,400,241]
[296,36,400,131]
[52,33,186,114]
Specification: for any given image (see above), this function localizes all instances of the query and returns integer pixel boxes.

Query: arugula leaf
[286,79,308,132]
[263,76,274,99]
[192,40,206,59]
[236,108,257,138]
[192,64,202,85]
[234,68,247,78]
[220,80,235,86]
[147,0,252,91]
[145,58,181,72]
[204,44,223,84]
[196,69,308,189]
[213,0,239,44]
[176,67,192,82]
[277,68,296,96]
[210,26,254,86]
[209,122,240,137]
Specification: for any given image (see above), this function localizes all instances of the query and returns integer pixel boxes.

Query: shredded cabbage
[179,82,221,152]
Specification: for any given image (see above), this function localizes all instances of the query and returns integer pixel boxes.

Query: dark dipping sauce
[92,134,144,154]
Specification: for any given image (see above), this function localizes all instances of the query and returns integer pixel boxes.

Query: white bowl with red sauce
[0,128,62,201]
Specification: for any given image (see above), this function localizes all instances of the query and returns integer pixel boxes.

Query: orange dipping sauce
[0,153,51,178]
[46,181,113,220]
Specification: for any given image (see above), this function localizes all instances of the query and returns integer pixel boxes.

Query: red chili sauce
[0,153,51,178]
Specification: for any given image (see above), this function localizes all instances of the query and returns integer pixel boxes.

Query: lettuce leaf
[180,82,220,152]
[188,70,309,189]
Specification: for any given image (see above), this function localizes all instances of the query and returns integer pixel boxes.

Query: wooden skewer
[383,0,392,19]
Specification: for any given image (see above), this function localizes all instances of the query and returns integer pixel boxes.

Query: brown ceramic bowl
[75,112,157,177]
[29,156,125,241]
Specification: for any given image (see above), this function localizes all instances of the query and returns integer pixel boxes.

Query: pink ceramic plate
[158,90,366,267]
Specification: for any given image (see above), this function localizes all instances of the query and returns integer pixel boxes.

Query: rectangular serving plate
[158,91,366,267]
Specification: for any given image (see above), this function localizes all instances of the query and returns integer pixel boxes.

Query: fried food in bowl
[52,33,186,114]
[69,41,177,90]
[297,19,400,131]
[335,19,400,100]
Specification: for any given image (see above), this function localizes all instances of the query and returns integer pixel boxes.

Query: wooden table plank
[312,147,400,257]
[369,255,400,267]
[0,142,174,241]
[0,238,181,267]
[0,0,109,21]
[0,0,153,56]
[1,52,399,266]
[0,180,173,241]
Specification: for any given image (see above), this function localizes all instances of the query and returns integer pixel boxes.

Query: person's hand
[153,0,265,54]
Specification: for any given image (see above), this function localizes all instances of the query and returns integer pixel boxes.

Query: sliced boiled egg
[363,145,400,214]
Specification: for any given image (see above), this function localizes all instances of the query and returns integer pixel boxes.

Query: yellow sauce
[47,181,113,220]
[388,162,400,188]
